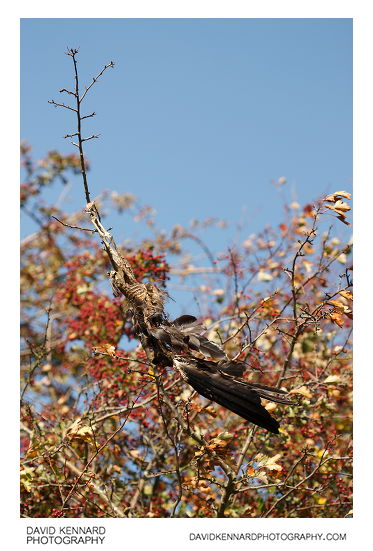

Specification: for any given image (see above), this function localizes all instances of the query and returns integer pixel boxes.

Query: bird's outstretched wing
[174,356,294,434]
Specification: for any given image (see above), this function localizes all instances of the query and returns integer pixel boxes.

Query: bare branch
[59,88,77,97]
[81,134,100,142]
[48,99,77,113]
[81,112,96,120]
[51,215,98,233]
[80,61,115,103]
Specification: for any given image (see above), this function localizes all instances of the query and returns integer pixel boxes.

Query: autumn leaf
[325,200,351,216]
[339,290,353,300]
[328,311,345,327]
[323,375,343,384]
[264,402,277,413]
[328,299,345,310]
[324,191,351,224]
[327,298,352,325]
[324,191,351,202]
[246,466,256,477]
[303,259,313,273]
[64,419,95,443]
[25,431,43,459]
[265,453,283,472]
[206,437,230,451]
[204,406,218,417]
[20,465,35,492]
[289,386,313,399]
[257,270,273,282]
[102,343,117,356]
[303,204,315,218]
[252,453,283,472]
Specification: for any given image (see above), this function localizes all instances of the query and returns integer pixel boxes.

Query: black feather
[174,357,294,433]
[149,315,228,361]
[171,315,227,360]
[172,315,198,327]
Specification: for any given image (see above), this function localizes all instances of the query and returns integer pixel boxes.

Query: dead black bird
[173,356,294,434]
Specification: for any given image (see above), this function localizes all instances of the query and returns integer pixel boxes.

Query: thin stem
[70,50,91,205]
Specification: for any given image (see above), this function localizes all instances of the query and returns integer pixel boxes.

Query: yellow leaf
[260,473,269,484]
[303,260,313,273]
[323,375,342,384]
[20,466,35,492]
[253,453,282,472]
[289,386,313,399]
[317,497,327,505]
[337,253,347,264]
[129,450,142,459]
[212,289,225,296]
[339,290,353,300]
[143,484,153,496]
[216,432,234,441]
[265,453,283,472]
[42,363,52,372]
[264,402,277,413]
[302,242,314,255]
[257,270,273,282]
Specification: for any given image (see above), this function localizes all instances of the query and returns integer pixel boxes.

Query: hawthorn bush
[20,53,352,519]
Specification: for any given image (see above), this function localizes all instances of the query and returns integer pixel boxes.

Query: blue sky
[21,18,352,251]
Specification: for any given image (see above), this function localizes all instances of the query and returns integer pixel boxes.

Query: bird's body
[148,314,227,361]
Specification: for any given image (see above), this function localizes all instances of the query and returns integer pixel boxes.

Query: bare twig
[51,215,98,233]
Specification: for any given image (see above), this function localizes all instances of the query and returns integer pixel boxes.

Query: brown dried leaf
[324,191,351,202]
[328,299,345,311]
[65,419,95,443]
[329,311,345,327]
[204,406,218,417]
[336,214,351,226]
[324,192,351,224]
[339,290,353,301]
[325,201,351,217]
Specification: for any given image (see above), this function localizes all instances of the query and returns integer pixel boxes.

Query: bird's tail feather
[246,382,296,405]
[181,364,282,433]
